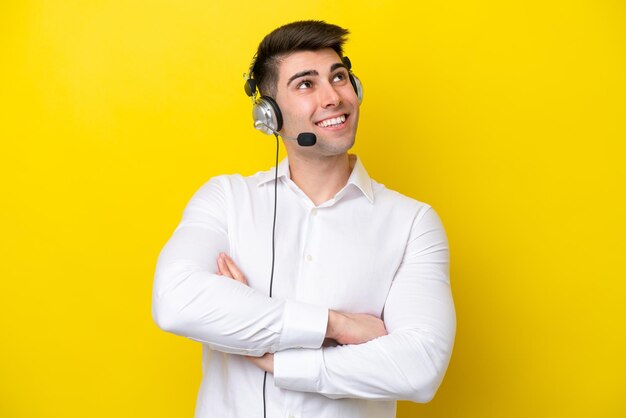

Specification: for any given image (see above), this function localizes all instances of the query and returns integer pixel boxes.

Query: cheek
[348,102,360,123]
[283,101,315,124]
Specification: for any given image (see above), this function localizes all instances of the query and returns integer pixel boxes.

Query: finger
[216,256,224,275]
[224,255,248,285]
[219,253,246,285]
[217,254,233,279]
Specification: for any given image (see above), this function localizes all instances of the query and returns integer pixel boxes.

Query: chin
[316,136,356,156]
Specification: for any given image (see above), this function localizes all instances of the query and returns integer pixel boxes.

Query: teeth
[317,115,346,127]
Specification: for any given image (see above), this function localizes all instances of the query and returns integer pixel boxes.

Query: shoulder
[193,169,266,194]
[370,181,447,250]
[370,179,433,219]
[190,166,278,205]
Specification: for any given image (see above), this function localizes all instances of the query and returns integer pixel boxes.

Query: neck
[288,153,352,206]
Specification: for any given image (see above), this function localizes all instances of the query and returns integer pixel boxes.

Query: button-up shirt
[152,155,456,418]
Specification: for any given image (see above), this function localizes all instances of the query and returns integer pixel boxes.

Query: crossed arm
[216,252,388,373]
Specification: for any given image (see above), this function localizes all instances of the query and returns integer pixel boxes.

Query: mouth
[315,114,348,129]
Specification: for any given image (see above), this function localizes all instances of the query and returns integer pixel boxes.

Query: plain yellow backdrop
[1,1,624,417]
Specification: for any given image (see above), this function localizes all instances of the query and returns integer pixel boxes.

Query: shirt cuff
[274,348,322,392]
[278,300,328,351]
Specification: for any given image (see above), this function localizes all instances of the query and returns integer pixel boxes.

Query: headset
[243,56,363,138]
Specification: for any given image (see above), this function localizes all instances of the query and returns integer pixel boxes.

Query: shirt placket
[295,205,319,302]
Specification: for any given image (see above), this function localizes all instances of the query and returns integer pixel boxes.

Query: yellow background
[1,1,624,417]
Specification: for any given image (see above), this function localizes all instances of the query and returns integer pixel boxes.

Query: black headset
[244,56,363,136]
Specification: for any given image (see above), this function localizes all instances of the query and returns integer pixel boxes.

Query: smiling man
[277,48,359,162]
[152,21,456,418]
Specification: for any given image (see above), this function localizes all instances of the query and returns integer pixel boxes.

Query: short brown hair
[250,20,350,97]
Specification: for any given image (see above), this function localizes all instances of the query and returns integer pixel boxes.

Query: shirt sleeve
[273,207,456,402]
[152,177,328,356]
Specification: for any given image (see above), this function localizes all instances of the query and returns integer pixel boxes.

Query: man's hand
[326,310,388,345]
[246,353,274,373]
[216,252,247,285]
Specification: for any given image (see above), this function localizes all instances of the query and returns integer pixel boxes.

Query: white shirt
[152,155,456,418]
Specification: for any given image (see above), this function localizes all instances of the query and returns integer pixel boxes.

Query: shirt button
[311,208,318,216]
[306,254,313,262]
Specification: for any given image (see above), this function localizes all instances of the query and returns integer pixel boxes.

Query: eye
[297,80,313,90]
[332,71,348,84]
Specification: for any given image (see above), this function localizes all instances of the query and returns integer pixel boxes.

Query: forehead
[277,48,343,80]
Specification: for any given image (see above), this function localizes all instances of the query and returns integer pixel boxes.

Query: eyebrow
[287,70,318,87]
[330,62,348,72]
[286,63,349,87]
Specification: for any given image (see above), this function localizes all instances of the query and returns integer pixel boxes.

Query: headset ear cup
[342,56,352,70]
[350,74,363,103]
[252,96,283,134]
[263,97,283,131]
[343,56,363,103]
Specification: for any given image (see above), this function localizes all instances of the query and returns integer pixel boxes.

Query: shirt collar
[257,154,374,204]
[256,157,291,186]
[345,155,374,203]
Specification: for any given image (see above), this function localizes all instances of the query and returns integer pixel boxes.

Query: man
[153,20,455,418]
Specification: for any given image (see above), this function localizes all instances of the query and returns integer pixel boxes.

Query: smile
[316,114,347,128]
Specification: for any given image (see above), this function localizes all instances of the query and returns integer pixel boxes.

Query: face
[274,48,360,159]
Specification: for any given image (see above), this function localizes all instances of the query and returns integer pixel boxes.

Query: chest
[226,187,410,316]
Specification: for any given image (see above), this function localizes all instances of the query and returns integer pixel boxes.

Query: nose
[319,82,341,108]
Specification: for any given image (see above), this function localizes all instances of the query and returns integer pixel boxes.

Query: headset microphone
[294,132,316,147]
[253,121,317,146]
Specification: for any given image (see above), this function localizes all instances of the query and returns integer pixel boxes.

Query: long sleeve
[152,176,328,356]
[273,207,456,402]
